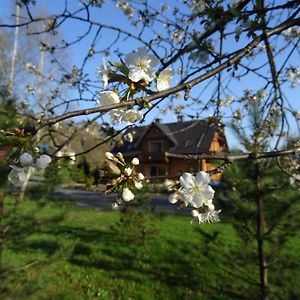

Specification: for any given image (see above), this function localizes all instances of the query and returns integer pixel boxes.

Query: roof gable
[134,122,177,148]
[113,119,223,155]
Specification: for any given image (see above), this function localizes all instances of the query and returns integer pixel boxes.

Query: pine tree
[221,96,300,299]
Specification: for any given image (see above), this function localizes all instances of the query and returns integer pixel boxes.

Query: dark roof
[114,119,220,155]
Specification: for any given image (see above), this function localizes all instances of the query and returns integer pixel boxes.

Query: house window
[150,166,157,177]
[149,141,163,153]
[150,166,166,177]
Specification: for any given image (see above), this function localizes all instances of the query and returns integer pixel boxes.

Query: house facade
[113,119,228,181]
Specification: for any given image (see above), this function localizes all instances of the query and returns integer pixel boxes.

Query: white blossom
[134,181,143,190]
[19,152,33,166]
[290,174,300,187]
[131,157,139,165]
[35,154,51,169]
[123,132,134,143]
[121,109,143,124]
[179,171,215,208]
[286,67,300,86]
[137,173,144,181]
[110,108,143,125]
[110,108,124,123]
[171,30,182,43]
[157,69,173,91]
[26,85,35,94]
[8,165,27,185]
[105,152,115,160]
[116,0,128,9]
[234,25,243,36]
[191,209,199,218]
[164,179,174,191]
[196,210,221,223]
[124,167,133,176]
[97,57,110,88]
[124,6,135,17]
[168,193,178,204]
[125,47,158,82]
[122,188,135,202]
[112,202,120,210]
[97,91,120,106]
[117,152,124,161]
[26,62,36,73]
[190,0,207,14]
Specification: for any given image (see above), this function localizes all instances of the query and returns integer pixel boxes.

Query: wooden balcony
[140,152,166,162]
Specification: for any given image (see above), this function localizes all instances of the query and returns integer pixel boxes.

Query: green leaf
[109,61,129,76]
[255,0,263,10]
[229,6,242,18]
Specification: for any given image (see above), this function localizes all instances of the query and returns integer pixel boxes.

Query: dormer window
[149,140,163,153]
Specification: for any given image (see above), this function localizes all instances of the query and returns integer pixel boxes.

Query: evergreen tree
[222,95,300,299]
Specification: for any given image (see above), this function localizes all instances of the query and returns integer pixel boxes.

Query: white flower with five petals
[125,47,158,82]
[179,171,215,208]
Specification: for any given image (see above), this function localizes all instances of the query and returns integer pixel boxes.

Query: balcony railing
[140,152,166,162]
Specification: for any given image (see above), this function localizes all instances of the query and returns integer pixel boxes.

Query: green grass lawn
[0,196,299,300]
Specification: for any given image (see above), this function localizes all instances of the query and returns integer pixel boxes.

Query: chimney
[177,115,184,123]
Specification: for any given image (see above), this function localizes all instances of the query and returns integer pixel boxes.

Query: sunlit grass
[0,196,299,300]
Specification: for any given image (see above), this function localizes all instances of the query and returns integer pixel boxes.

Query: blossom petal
[180,188,193,203]
[179,172,195,189]
[200,185,215,201]
[191,193,204,208]
[197,212,209,223]
[195,171,210,185]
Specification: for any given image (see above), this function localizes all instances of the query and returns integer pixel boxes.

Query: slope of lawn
[0,196,299,300]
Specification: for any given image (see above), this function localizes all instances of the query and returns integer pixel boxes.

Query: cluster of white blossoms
[286,66,300,87]
[8,152,52,185]
[104,152,144,209]
[115,0,135,18]
[165,171,220,223]
[97,47,173,125]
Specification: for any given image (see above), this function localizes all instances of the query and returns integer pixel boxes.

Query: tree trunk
[18,47,45,203]
[0,190,4,270]
[255,162,268,300]
[9,1,20,95]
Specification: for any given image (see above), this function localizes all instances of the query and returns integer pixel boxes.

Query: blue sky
[1,0,300,149]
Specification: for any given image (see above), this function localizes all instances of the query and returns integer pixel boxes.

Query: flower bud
[137,173,144,181]
[105,152,115,160]
[8,165,26,185]
[207,203,215,212]
[117,152,124,161]
[168,193,178,204]
[164,179,174,191]
[19,152,33,166]
[122,188,135,202]
[35,154,51,169]
[112,202,120,210]
[124,167,133,176]
[105,160,121,176]
[131,157,139,165]
[191,209,199,218]
[134,181,143,190]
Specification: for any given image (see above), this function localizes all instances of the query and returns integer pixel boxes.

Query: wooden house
[113,119,228,181]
